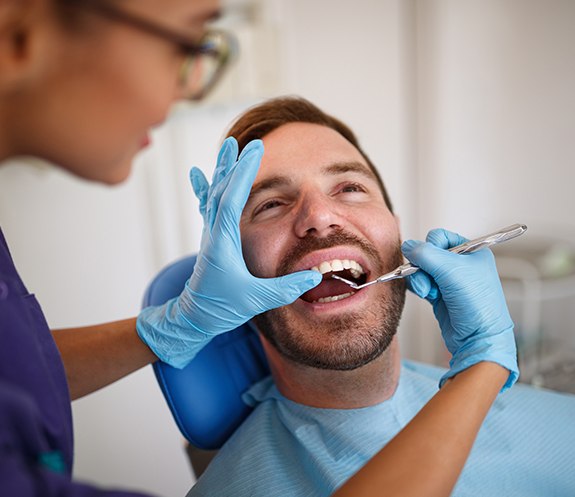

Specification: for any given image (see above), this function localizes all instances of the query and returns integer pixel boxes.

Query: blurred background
[0,0,573,495]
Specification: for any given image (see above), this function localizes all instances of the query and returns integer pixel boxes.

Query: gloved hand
[401,228,519,392]
[137,138,321,368]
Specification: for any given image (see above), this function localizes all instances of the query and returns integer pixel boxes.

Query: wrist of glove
[438,322,518,390]
[137,295,211,369]
[402,228,519,392]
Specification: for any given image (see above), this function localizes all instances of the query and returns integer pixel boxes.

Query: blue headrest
[142,255,270,450]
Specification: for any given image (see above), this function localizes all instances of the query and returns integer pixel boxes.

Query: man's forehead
[258,122,369,175]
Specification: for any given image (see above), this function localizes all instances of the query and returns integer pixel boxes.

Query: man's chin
[254,308,396,371]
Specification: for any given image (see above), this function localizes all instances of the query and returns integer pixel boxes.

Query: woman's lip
[140,135,151,149]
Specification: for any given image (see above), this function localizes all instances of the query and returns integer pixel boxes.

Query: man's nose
[293,193,343,238]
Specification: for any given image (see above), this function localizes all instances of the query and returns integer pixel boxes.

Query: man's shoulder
[456,377,575,495]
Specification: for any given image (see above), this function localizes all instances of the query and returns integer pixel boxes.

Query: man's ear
[0,0,47,91]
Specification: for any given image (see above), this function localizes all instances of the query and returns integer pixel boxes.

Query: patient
[188,97,575,497]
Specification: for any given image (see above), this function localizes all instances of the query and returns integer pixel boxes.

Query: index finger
[217,139,264,219]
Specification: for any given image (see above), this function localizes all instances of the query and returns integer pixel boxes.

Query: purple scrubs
[0,228,154,496]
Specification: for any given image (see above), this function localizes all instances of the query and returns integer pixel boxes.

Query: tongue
[301,277,354,302]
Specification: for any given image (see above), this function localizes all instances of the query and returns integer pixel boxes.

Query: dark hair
[226,96,394,212]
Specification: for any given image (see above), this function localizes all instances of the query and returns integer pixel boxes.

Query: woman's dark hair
[226,96,394,212]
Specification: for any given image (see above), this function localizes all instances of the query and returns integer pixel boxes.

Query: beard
[253,230,406,371]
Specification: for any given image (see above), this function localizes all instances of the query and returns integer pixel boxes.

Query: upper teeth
[310,259,365,279]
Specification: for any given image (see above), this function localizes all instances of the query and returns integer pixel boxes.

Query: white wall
[415,0,575,368]
[0,0,573,495]
[416,0,575,232]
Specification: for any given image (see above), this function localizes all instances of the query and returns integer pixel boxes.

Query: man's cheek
[242,228,289,278]
[241,242,268,277]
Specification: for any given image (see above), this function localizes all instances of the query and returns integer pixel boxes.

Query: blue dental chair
[142,255,270,472]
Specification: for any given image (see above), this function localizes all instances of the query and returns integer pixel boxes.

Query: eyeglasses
[72,1,238,101]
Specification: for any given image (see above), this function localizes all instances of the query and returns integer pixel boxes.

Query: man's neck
[261,338,401,409]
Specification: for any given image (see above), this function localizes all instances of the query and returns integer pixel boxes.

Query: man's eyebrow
[248,176,293,201]
[247,161,377,201]
[322,161,378,181]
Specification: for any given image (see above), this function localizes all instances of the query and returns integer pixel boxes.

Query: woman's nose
[293,193,343,238]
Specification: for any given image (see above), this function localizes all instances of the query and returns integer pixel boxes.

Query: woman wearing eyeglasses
[0,1,516,496]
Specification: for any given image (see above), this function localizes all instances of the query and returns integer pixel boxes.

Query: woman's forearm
[52,318,157,400]
[333,362,508,497]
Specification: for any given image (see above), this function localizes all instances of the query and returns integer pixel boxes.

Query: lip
[139,134,151,149]
[293,283,372,314]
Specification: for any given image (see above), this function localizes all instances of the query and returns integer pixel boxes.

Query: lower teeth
[315,292,355,303]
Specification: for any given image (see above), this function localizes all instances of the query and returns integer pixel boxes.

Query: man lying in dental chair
[184,96,575,497]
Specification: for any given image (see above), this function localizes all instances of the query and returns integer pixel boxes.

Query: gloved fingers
[211,137,239,186]
[404,269,440,301]
[213,140,264,235]
[411,229,499,282]
[253,270,322,311]
[204,138,240,230]
[401,239,457,277]
[190,167,210,219]
[426,228,469,249]
[205,140,263,234]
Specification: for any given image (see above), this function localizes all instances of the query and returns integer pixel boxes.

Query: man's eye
[254,199,283,217]
[339,183,366,194]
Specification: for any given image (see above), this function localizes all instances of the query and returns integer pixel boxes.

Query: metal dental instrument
[332,223,528,290]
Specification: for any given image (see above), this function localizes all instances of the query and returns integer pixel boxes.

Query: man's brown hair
[226,96,394,212]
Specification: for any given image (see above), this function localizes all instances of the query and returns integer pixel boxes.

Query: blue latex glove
[137,138,321,368]
[401,228,519,391]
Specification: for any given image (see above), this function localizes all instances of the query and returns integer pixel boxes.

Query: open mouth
[301,259,368,303]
